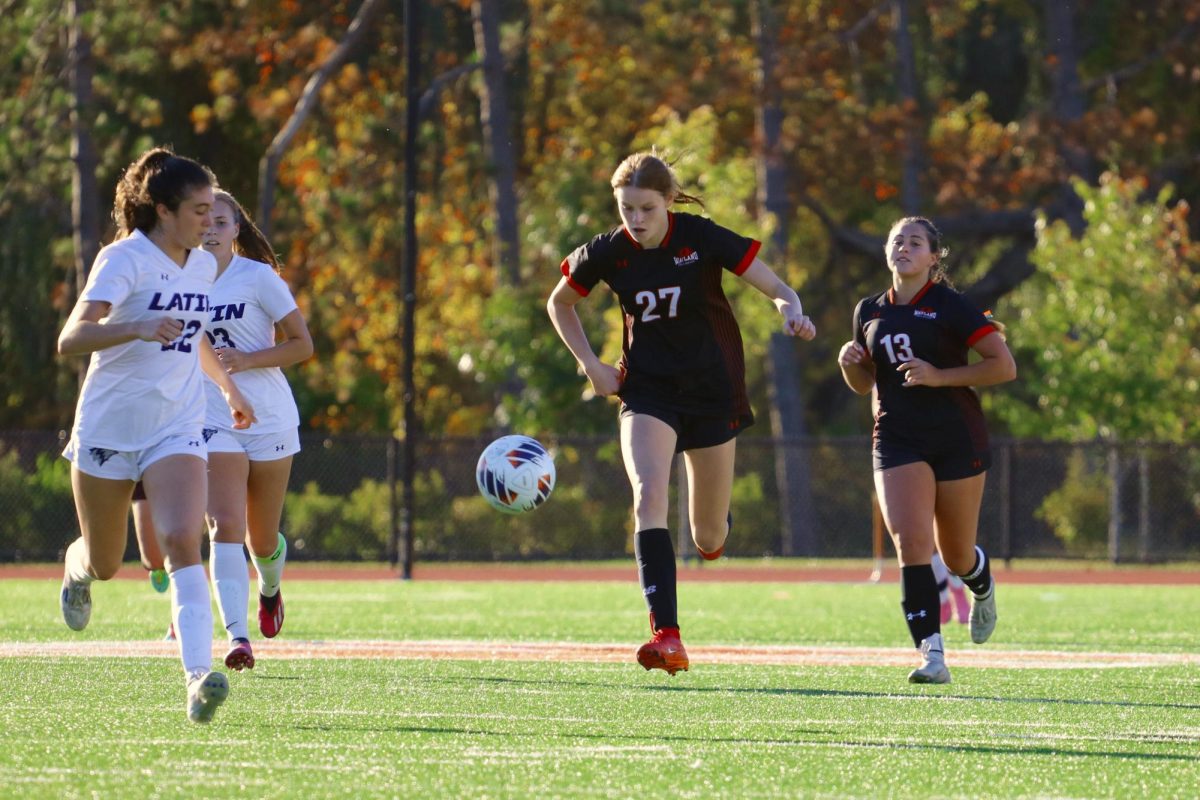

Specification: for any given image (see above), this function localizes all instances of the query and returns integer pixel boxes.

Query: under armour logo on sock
[643,584,657,596]
[906,610,928,621]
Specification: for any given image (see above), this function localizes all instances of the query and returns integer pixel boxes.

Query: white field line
[1,639,1197,669]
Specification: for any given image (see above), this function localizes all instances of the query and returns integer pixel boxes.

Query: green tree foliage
[991,174,1200,442]
[3,1,1200,439]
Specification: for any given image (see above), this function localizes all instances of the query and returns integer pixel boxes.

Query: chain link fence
[1,430,1197,564]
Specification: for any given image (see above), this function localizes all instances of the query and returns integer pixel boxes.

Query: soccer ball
[475,435,556,514]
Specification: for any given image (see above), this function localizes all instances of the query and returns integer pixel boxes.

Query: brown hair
[610,151,704,208]
[113,147,215,237]
[212,189,279,270]
[889,215,950,285]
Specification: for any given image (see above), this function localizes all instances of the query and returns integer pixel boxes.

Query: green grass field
[1,571,1197,799]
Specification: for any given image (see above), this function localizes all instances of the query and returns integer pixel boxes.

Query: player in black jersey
[838,216,1016,684]
[548,152,815,675]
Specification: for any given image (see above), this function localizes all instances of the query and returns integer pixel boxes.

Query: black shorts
[619,397,753,453]
[873,427,990,481]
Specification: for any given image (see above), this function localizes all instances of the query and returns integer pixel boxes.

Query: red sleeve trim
[559,257,589,297]
[733,240,762,276]
[966,324,996,347]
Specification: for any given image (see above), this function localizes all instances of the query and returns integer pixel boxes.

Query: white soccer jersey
[70,230,218,450]
[202,255,301,434]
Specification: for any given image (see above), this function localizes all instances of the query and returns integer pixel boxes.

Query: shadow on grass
[446,675,1200,712]
[287,721,1199,762]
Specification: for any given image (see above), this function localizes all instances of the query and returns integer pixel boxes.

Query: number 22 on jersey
[880,332,914,363]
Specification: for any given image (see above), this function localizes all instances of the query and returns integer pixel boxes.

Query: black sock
[634,528,677,631]
[900,564,940,648]
[958,546,993,598]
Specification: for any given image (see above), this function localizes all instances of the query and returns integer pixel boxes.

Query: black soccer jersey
[561,212,761,416]
[853,280,997,438]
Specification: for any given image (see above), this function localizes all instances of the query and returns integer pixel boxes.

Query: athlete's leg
[933,472,997,643]
[246,455,293,639]
[620,413,677,531]
[621,413,679,629]
[61,470,135,630]
[68,469,135,580]
[141,454,219,691]
[682,438,736,556]
[932,473,987,574]
[875,463,941,654]
[206,451,252,653]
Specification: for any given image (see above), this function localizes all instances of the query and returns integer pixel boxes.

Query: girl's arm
[737,258,816,340]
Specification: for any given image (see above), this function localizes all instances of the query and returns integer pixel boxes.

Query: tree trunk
[892,0,923,215]
[472,0,521,287]
[1042,0,1089,234]
[753,0,817,556]
[69,0,99,390]
[69,0,99,294]
[257,0,387,237]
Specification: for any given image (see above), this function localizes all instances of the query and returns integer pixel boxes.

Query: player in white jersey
[57,148,257,724]
[197,189,311,671]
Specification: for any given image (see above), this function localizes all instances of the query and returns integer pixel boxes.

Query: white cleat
[186,671,229,724]
[60,576,92,631]
[908,633,951,684]
[970,581,998,644]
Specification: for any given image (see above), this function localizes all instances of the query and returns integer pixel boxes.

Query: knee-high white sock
[252,533,287,598]
[64,537,95,584]
[210,542,250,642]
[170,564,213,676]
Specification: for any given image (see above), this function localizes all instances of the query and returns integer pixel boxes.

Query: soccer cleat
[949,580,971,624]
[149,569,170,594]
[224,638,255,672]
[970,580,997,644]
[164,623,176,642]
[60,575,92,632]
[636,627,689,676]
[908,633,951,684]
[186,670,229,724]
[258,591,284,638]
[697,543,724,561]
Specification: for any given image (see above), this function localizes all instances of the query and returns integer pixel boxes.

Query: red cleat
[697,544,724,561]
[636,627,689,676]
[224,638,255,671]
[259,591,284,638]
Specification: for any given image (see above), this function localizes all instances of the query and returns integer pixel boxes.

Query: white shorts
[205,427,301,461]
[63,433,207,481]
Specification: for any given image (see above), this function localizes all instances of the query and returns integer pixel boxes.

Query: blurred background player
[548,151,815,675]
[199,188,311,671]
[57,146,256,723]
[837,216,1015,684]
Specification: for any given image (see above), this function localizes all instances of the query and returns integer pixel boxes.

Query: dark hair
[213,189,279,270]
[113,147,215,237]
[610,151,704,208]
[889,215,950,285]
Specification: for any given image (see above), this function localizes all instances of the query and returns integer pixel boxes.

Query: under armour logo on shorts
[188,440,201,447]
[275,444,286,452]
[88,447,118,466]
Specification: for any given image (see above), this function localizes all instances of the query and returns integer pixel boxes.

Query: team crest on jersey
[914,306,937,319]
[88,447,119,467]
[673,247,699,266]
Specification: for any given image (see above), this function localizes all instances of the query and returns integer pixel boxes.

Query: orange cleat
[636,626,689,676]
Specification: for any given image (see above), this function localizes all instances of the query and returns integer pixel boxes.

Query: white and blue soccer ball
[475,435,556,514]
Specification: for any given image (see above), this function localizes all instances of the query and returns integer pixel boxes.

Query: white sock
[252,533,287,598]
[210,542,250,642]
[930,553,949,584]
[64,537,95,584]
[170,564,213,676]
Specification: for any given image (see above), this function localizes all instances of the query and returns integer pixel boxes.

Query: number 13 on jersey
[880,332,914,363]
